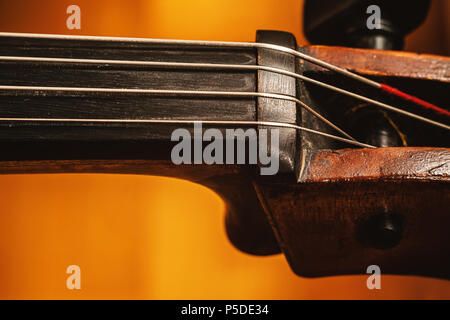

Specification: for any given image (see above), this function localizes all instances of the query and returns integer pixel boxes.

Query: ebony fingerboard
[0,36,258,160]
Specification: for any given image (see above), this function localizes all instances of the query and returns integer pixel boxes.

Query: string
[0,84,356,141]
[1,32,447,117]
[0,117,375,149]
[0,32,448,149]
[0,56,448,131]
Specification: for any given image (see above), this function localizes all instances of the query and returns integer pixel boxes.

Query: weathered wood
[300,147,450,182]
[257,30,297,177]
[257,147,450,279]
[303,46,450,82]
[0,31,449,279]
[298,46,450,149]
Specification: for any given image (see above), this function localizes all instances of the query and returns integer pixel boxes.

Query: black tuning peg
[303,0,431,50]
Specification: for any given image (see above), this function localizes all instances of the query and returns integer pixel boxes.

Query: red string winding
[380,84,450,117]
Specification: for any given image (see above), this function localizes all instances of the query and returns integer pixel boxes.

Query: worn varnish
[303,46,450,82]
[0,31,448,279]
[255,147,449,278]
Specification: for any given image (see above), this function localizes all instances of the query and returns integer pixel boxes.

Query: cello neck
[0,33,259,162]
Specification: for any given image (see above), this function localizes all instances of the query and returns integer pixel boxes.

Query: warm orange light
[0,0,448,299]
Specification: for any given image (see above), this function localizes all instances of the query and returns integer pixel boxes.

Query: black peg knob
[304,0,431,50]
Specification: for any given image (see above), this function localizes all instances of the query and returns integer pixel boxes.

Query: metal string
[0,32,448,149]
[0,55,448,131]
[0,83,355,141]
[0,117,375,149]
[2,32,447,117]
[0,32,381,87]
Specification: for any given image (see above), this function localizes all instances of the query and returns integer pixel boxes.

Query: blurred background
[0,0,449,299]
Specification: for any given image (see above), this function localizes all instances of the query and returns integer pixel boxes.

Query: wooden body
[0,31,448,278]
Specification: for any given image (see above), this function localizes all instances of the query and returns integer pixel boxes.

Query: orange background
[0,0,449,299]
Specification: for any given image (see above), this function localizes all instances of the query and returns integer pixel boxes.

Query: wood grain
[303,45,450,82]
[0,32,449,278]
[257,147,450,278]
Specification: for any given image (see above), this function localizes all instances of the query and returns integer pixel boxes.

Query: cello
[0,0,448,294]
